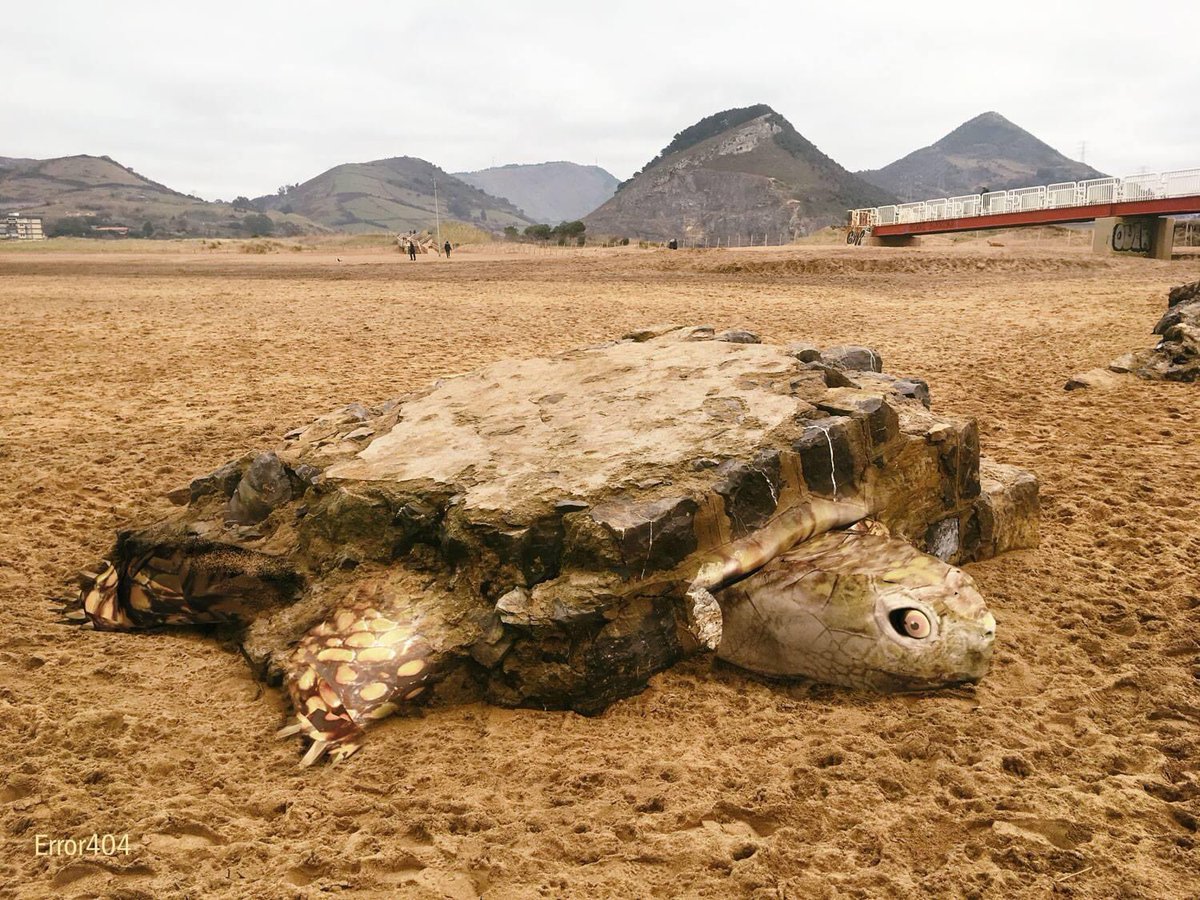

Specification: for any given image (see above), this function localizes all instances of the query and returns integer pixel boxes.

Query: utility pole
[433,179,442,247]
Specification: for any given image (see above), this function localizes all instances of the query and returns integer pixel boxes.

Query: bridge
[848,168,1200,259]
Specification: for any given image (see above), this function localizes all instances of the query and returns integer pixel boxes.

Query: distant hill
[0,154,319,237]
[254,156,534,234]
[857,111,1106,201]
[454,162,619,224]
[0,156,37,177]
[583,104,895,241]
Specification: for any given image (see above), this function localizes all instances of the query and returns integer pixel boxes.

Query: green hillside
[255,157,533,234]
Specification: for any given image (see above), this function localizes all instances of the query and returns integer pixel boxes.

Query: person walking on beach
[407,240,417,261]
[443,240,452,258]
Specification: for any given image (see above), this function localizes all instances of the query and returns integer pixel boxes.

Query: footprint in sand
[992,817,1094,850]
[52,859,155,888]
[143,820,225,853]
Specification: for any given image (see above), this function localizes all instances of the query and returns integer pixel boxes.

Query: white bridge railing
[849,167,1200,229]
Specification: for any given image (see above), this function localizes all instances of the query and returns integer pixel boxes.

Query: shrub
[241,239,283,254]
[241,213,274,237]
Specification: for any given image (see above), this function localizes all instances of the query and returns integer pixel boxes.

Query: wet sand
[1,241,1197,898]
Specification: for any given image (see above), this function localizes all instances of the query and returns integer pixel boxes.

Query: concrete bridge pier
[1092,215,1175,260]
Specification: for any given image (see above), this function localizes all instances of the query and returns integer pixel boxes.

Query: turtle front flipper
[279,604,442,766]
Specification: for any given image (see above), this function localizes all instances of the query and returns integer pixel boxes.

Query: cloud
[3,0,1196,199]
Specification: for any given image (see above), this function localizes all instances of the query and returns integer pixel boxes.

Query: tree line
[46,211,287,239]
[503,220,587,245]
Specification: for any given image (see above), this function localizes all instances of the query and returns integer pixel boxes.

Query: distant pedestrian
[407,240,417,261]
[443,241,452,258]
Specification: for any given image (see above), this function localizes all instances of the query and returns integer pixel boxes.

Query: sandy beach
[1,239,1197,899]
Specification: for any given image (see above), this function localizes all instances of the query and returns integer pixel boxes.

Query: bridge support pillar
[1092,216,1175,260]
[869,234,918,248]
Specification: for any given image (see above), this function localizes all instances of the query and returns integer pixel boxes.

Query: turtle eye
[890,608,932,639]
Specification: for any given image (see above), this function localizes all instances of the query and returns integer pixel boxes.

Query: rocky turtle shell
[75,325,1037,762]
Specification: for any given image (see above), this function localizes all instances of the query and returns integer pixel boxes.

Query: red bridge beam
[872,195,1200,237]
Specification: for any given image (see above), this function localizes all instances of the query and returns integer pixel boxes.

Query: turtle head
[715,530,997,692]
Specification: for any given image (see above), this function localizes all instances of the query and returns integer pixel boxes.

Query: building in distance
[3,213,45,240]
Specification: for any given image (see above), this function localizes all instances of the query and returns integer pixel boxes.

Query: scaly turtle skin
[70,326,1034,765]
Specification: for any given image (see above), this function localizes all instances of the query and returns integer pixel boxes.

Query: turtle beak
[959,614,997,683]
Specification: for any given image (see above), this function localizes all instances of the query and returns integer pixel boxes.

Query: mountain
[583,104,895,241]
[254,156,534,234]
[857,111,1106,201]
[453,162,619,224]
[0,154,319,237]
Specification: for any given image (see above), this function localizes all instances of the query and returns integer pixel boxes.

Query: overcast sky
[4,1,1197,201]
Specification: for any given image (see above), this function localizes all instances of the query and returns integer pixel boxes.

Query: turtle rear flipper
[80,561,135,629]
[76,545,299,630]
[47,565,112,625]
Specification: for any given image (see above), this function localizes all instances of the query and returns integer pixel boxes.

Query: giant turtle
[71,325,1038,765]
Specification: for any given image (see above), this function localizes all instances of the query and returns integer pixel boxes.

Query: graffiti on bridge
[1112,221,1152,253]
